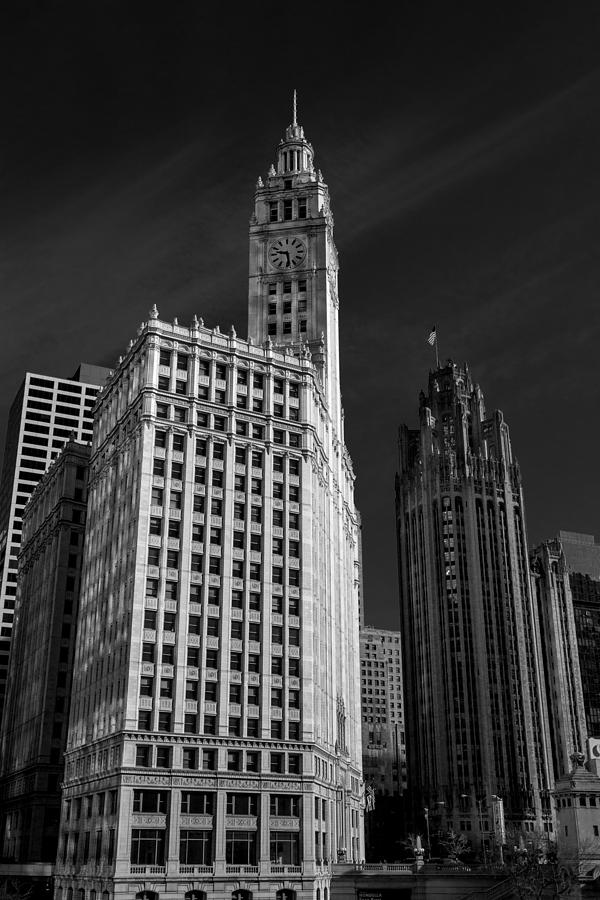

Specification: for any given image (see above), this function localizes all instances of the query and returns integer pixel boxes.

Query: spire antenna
[293,89,297,126]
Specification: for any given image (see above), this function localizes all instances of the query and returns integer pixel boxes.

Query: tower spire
[293,89,297,126]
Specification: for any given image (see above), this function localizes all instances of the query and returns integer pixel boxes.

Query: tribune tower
[396,362,558,846]
[54,110,363,900]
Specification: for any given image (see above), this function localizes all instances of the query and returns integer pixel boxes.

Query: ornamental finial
[149,304,159,320]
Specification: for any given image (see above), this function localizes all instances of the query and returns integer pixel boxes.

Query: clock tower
[248,100,342,431]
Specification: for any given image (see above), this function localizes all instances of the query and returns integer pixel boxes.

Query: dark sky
[2,3,600,630]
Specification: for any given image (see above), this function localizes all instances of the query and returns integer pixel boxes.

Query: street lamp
[490,795,505,865]
[424,807,431,861]
[476,799,488,867]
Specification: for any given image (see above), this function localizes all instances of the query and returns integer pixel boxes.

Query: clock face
[268,237,307,270]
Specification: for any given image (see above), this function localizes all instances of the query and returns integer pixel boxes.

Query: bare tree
[504,845,578,900]
[0,877,36,900]
[439,828,471,861]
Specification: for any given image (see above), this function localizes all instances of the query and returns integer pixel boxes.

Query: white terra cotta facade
[54,112,364,900]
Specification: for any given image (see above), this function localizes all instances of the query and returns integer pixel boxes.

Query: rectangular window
[270,752,284,773]
[187,646,200,667]
[133,791,168,813]
[283,199,293,220]
[289,690,301,709]
[270,795,301,816]
[138,710,152,731]
[226,831,257,865]
[226,794,258,815]
[271,720,283,739]
[202,749,216,770]
[227,749,242,771]
[160,678,173,698]
[288,754,302,774]
[140,676,154,697]
[271,688,283,707]
[270,831,301,865]
[147,548,160,567]
[136,745,152,767]
[269,202,278,222]
[179,830,212,865]
[182,747,198,769]
[246,750,260,772]
[130,829,165,865]
[158,713,172,733]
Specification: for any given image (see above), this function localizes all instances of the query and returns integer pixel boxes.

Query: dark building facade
[572,572,600,739]
[529,540,588,777]
[396,361,557,846]
[0,440,90,869]
[553,532,600,739]
[0,364,108,725]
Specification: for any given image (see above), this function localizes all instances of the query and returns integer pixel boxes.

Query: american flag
[427,326,437,346]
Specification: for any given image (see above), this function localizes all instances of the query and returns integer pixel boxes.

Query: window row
[130,827,301,866]
[152,449,301,476]
[150,485,301,512]
[153,406,301,446]
[157,352,300,394]
[139,676,300,707]
[61,828,116,867]
[64,791,118,823]
[158,382,302,417]
[132,789,301,817]
[152,467,301,494]
[269,196,307,222]
[142,611,301,643]
[135,743,302,772]
[143,642,301,676]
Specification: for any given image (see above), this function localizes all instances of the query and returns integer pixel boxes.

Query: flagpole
[428,325,440,369]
